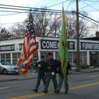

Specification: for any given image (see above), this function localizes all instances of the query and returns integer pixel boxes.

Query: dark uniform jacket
[57,61,71,75]
[36,60,47,74]
[46,59,58,74]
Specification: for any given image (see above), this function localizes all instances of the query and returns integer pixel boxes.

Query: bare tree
[11,23,26,38]
[0,28,14,41]
[33,8,49,36]
[67,16,88,39]
[11,9,88,38]
[47,14,60,37]
[11,9,60,37]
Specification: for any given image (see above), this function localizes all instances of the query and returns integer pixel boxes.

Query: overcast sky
[0,0,99,31]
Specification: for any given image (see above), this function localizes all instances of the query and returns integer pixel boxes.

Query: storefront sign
[81,42,99,50]
[40,39,75,50]
[0,45,15,51]
[68,41,75,50]
[41,39,58,49]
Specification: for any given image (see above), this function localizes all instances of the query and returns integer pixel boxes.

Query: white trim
[53,52,56,59]
[38,50,41,61]
[87,51,90,65]
[11,53,13,64]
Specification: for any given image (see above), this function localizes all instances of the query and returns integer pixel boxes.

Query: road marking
[8,81,99,99]
[0,87,10,90]
[89,75,99,78]
[70,81,99,90]
[8,93,48,99]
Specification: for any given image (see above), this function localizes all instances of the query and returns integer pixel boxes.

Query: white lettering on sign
[81,42,99,50]
[0,45,15,51]
[41,39,75,50]
[41,40,58,49]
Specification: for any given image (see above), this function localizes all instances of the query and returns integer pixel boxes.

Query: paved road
[0,72,99,99]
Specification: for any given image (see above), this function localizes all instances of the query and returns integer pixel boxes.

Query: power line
[0,9,28,13]
[84,0,99,2]
[0,3,69,12]
[0,5,74,15]
[79,15,99,26]
[46,0,67,8]
[72,11,99,24]
[0,4,99,25]
[79,12,99,24]
[66,0,74,10]
[0,4,31,9]
[0,2,72,16]
[0,6,30,11]
[79,1,90,10]
[80,0,99,12]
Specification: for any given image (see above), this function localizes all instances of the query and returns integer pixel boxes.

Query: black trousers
[44,72,58,92]
[35,72,46,90]
[58,73,69,93]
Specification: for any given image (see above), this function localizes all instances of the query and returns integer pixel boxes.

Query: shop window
[5,53,11,64]
[1,53,11,64]
[19,43,22,51]
[12,53,20,65]
[80,52,87,65]
[1,54,5,63]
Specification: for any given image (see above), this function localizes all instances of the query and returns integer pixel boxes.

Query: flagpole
[59,5,69,93]
[63,6,68,93]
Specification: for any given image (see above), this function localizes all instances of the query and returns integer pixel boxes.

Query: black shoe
[43,90,48,93]
[64,90,68,94]
[54,90,59,94]
[65,87,69,94]
[33,89,38,93]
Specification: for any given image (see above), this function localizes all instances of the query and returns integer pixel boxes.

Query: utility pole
[76,0,80,71]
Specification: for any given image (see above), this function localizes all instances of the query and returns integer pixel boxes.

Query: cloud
[0,13,27,23]
[0,0,43,27]
[0,0,71,28]
[0,13,28,29]
[89,11,99,20]
[0,0,37,6]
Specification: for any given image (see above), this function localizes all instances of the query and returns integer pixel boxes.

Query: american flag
[17,11,37,75]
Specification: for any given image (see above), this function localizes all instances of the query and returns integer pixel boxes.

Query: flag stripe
[17,32,37,75]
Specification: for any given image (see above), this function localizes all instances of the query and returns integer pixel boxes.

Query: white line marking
[0,87,10,90]
[89,75,99,78]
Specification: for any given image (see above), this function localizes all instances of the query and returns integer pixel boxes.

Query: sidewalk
[0,68,99,82]
[71,67,99,74]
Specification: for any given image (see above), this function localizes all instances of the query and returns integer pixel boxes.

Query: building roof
[82,37,99,41]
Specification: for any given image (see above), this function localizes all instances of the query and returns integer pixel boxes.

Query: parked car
[0,62,19,74]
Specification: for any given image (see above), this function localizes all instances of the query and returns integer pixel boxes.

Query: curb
[0,69,99,82]
[70,69,99,74]
[0,72,37,82]
[0,77,35,82]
